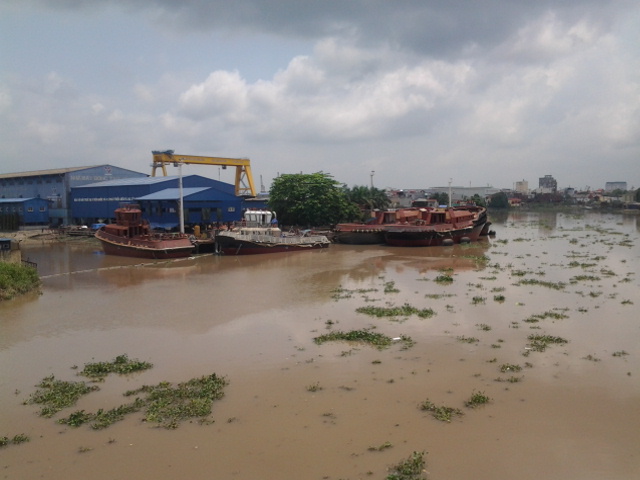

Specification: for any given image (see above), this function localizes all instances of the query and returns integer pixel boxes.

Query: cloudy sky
[1,0,639,191]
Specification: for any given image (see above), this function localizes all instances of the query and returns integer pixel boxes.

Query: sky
[1,0,639,192]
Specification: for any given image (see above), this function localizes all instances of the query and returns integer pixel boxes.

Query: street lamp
[370,170,375,189]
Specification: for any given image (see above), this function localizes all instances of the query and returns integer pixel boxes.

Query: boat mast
[448,178,452,208]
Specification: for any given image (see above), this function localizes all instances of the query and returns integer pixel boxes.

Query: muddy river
[1,210,638,479]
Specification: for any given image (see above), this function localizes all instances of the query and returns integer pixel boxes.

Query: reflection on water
[1,210,639,480]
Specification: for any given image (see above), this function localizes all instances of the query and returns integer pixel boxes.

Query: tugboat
[95,205,194,259]
[214,209,330,255]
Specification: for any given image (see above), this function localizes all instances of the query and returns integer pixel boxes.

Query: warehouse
[70,175,256,229]
[0,197,50,229]
[0,165,147,226]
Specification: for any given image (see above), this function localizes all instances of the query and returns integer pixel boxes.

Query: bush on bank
[0,262,41,301]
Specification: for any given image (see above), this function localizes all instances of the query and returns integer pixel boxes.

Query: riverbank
[0,262,41,301]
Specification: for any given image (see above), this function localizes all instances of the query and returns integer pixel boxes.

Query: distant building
[0,165,147,225]
[605,181,627,192]
[538,175,557,193]
[0,197,50,227]
[514,180,529,194]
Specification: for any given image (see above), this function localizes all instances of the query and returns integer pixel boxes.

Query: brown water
[1,210,639,480]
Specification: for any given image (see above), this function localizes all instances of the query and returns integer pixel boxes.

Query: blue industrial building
[71,175,264,230]
[0,197,50,227]
[0,165,147,226]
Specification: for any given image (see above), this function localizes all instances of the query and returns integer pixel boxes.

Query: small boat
[384,206,488,247]
[214,209,331,255]
[95,205,194,259]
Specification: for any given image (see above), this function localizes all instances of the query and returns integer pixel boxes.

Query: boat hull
[383,218,492,247]
[215,234,330,255]
[95,230,194,259]
[332,228,386,245]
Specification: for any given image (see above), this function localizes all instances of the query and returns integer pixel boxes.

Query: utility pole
[448,178,452,207]
[370,170,375,189]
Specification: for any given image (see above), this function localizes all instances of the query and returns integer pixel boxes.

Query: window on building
[27,207,34,212]
[39,206,46,212]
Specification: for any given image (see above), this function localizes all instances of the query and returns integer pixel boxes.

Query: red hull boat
[95,205,194,259]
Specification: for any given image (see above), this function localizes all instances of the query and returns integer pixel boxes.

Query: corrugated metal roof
[0,197,37,203]
[0,166,103,179]
[136,187,210,201]
[74,176,178,188]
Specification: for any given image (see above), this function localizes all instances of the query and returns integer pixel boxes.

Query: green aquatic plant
[527,334,569,352]
[386,451,427,480]
[24,375,99,417]
[499,363,522,373]
[456,336,479,344]
[314,329,413,350]
[384,281,400,293]
[0,434,30,448]
[79,354,153,379]
[465,390,491,408]
[517,279,566,290]
[356,303,435,319]
[419,399,464,422]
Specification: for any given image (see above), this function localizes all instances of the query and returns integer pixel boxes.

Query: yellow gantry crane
[151,150,257,197]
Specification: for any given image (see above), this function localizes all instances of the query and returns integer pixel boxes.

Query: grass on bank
[0,262,40,301]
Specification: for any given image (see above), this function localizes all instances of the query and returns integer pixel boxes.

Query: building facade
[71,175,252,229]
[0,198,50,228]
[538,175,557,193]
[0,165,147,225]
[605,181,627,192]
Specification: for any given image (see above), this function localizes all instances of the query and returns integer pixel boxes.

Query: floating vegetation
[612,350,629,357]
[331,286,378,300]
[471,296,486,305]
[476,323,492,331]
[499,363,522,373]
[314,329,413,350]
[384,281,400,293]
[493,294,506,303]
[526,334,569,352]
[523,311,569,323]
[424,293,455,299]
[621,299,633,305]
[0,434,30,448]
[517,279,566,290]
[582,354,601,362]
[461,254,489,265]
[386,451,427,480]
[570,275,601,283]
[465,390,491,408]
[356,303,436,319]
[368,441,393,452]
[24,375,100,418]
[511,269,528,277]
[306,382,322,392]
[123,373,229,429]
[419,399,464,422]
[79,354,153,379]
[456,336,479,344]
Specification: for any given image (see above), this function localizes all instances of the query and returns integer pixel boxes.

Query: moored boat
[384,206,488,247]
[333,209,402,244]
[95,205,194,259]
[215,209,331,255]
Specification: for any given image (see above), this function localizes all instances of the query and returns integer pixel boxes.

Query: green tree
[345,186,390,211]
[488,191,510,209]
[268,172,359,227]
[470,194,487,207]
[635,189,640,202]
[433,192,449,206]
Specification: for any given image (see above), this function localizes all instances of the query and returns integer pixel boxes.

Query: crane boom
[151,150,257,197]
